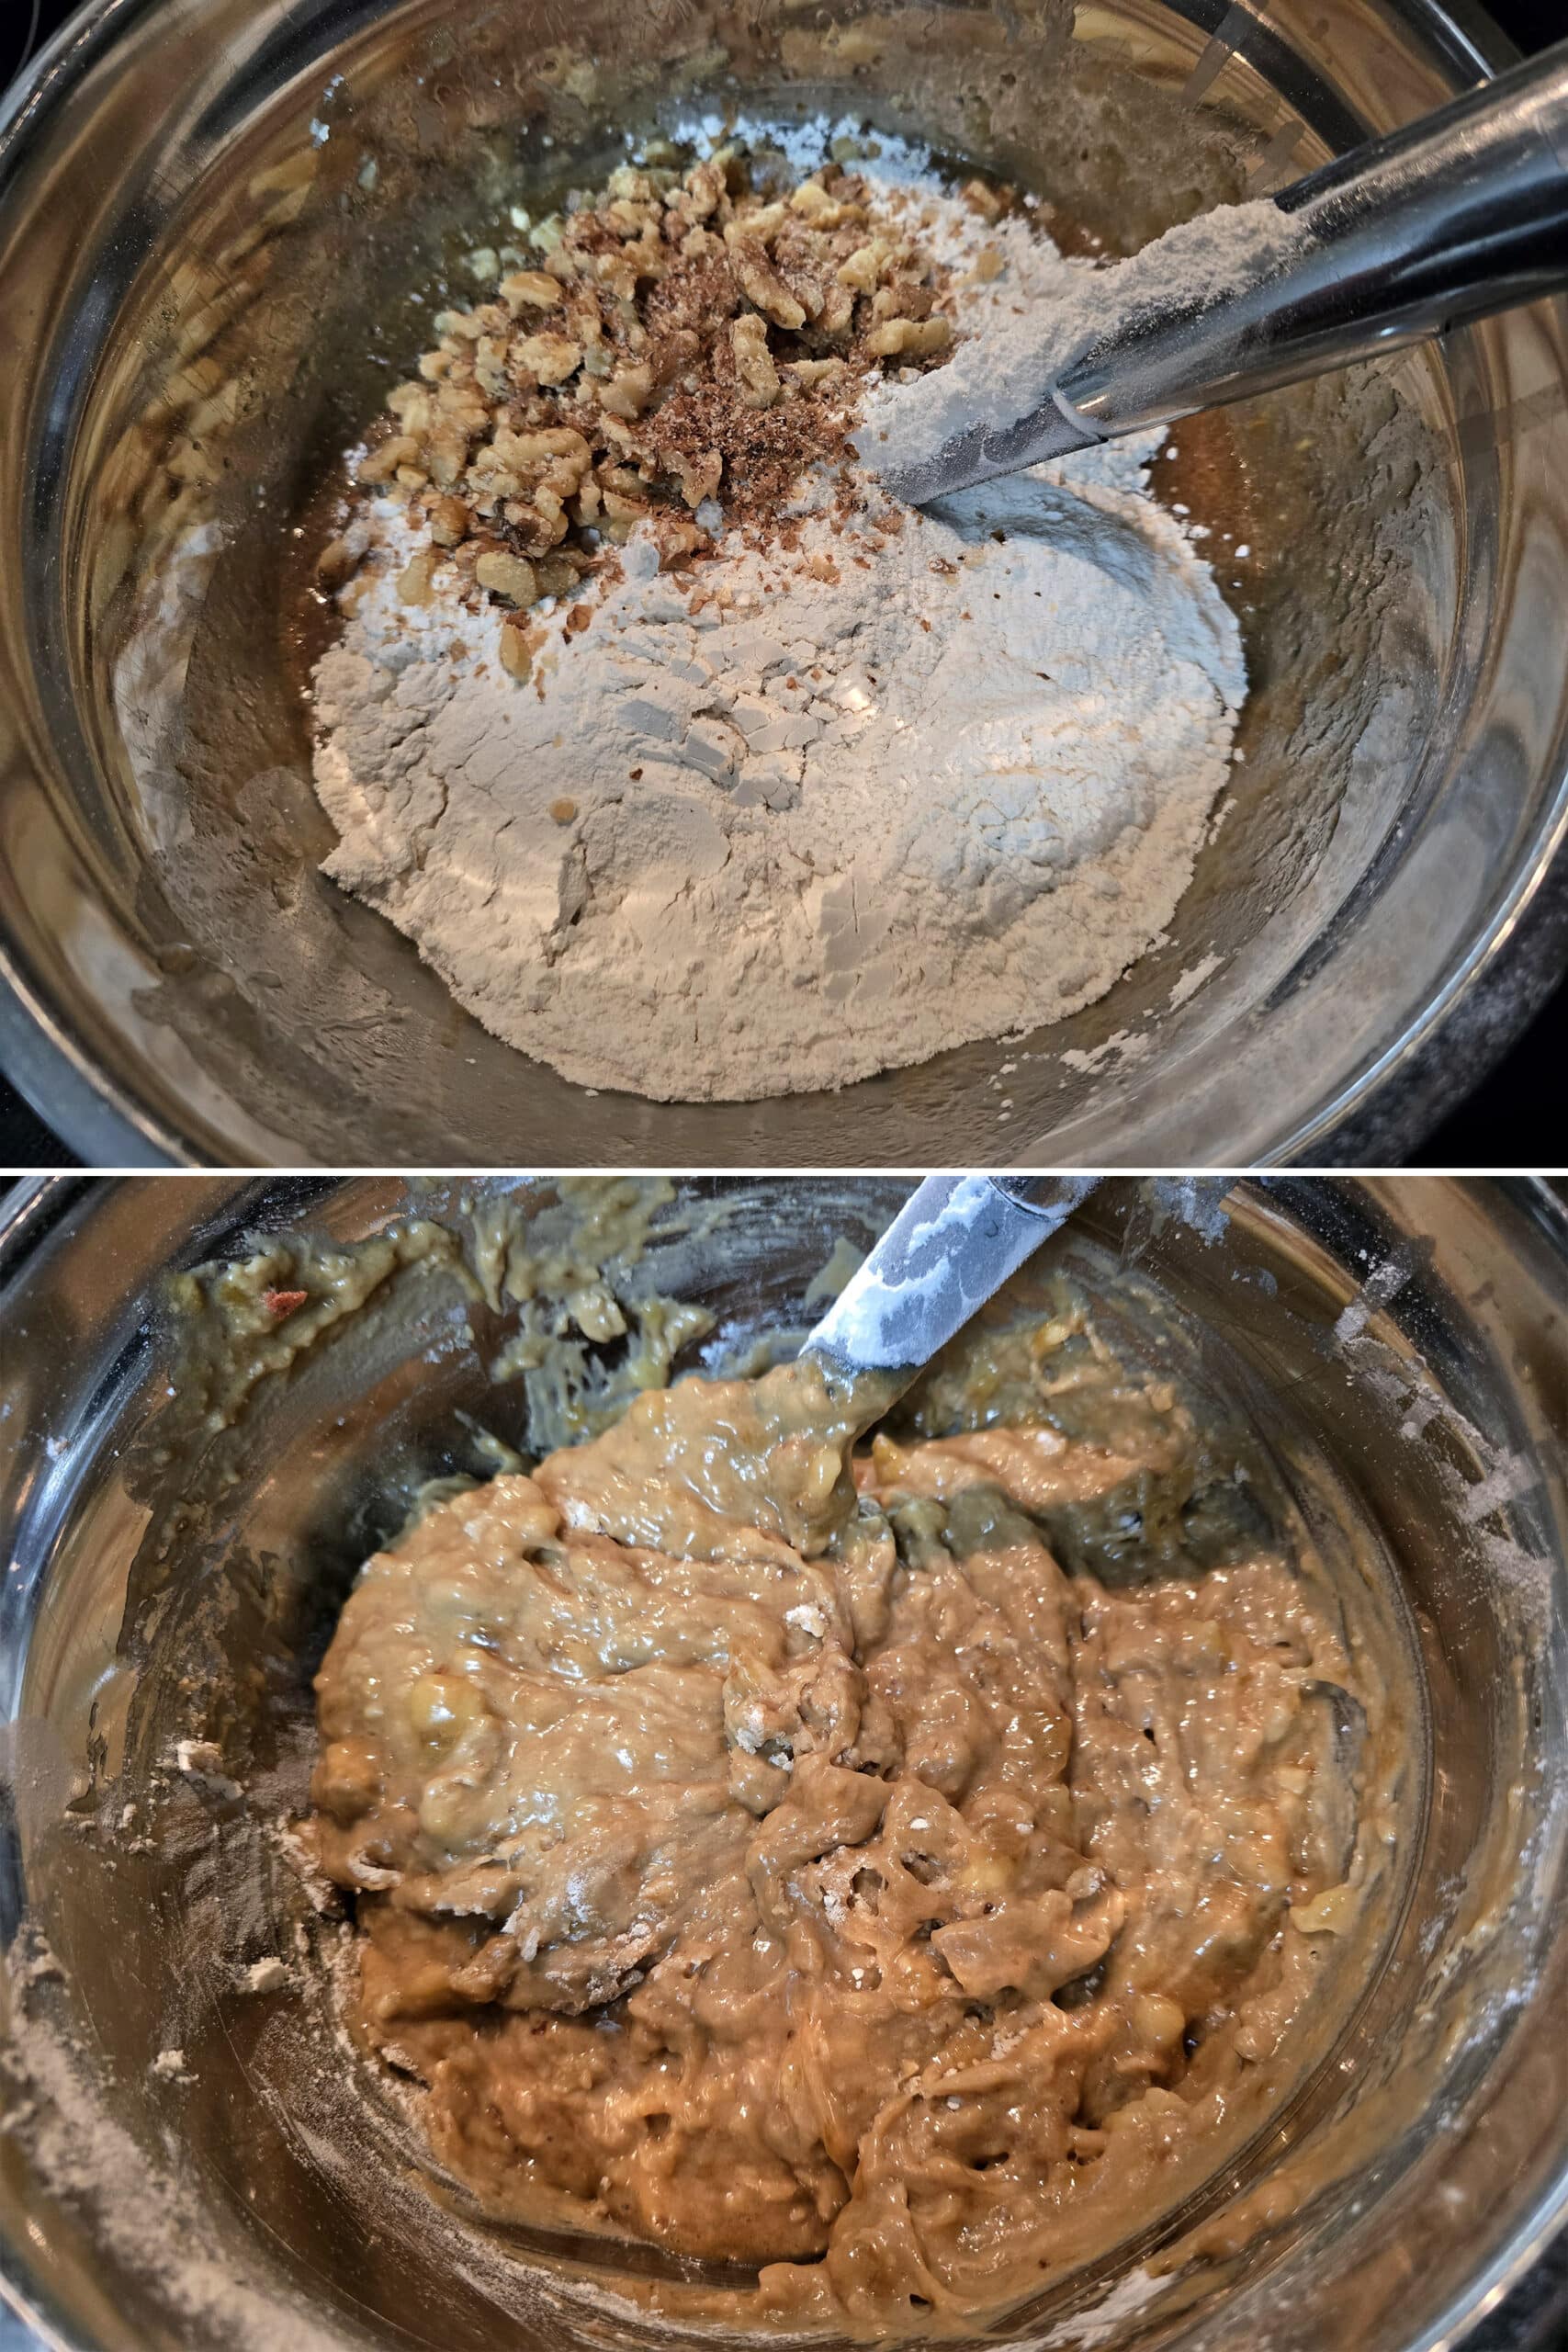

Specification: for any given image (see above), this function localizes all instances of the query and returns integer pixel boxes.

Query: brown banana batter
[309,1307,1374,2335]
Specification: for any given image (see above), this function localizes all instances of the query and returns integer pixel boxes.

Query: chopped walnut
[864,315,952,359]
[475,549,538,605]
[649,511,709,568]
[962,177,1010,222]
[601,487,651,540]
[500,269,563,312]
[433,309,485,341]
[815,280,855,341]
[787,358,848,390]
[733,248,807,331]
[397,548,437,605]
[507,426,592,475]
[420,424,467,488]
[598,363,654,420]
[387,382,436,433]
[730,313,781,410]
[680,159,725,220]
[315,536,359,588]
[674,447,724,507]
[786,176,864,232]
[358,435,422,485]
[837,239,892,295]
[723,201,787,249]
[514,333,583,385]
[499,619,539,681]
[340,141,972,616]
[513,485,571,551]
[872,282,935,323]
[427,495,469,548]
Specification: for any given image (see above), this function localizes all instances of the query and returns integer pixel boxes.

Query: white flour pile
[853,194,1309,489]
[310,158,1257,1102]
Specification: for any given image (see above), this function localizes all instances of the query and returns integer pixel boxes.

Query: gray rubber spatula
[800,1176,1099,1425]
[882,37,1568,506]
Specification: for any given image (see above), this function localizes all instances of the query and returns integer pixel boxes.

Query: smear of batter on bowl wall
[305,122,1299,1102]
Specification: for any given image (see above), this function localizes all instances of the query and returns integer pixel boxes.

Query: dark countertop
[1476,2233,1568,2352]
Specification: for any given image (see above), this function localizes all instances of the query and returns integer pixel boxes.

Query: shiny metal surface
[886,38,1568,500]
[0,0,1564,1164]
[804,1173,1098,1385]
[0,1175,1564,2352]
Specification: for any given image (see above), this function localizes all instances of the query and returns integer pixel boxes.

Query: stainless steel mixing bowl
[0,1174,1564,2351]
[0,0,1565,1167]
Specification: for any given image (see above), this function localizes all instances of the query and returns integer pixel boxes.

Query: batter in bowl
[308,1285,1386,2335]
